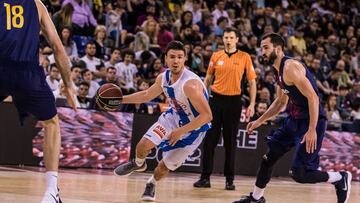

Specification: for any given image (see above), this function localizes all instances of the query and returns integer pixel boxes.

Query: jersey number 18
[4,3,24,30]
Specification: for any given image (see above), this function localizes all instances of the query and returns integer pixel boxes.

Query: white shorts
[144,113,206,171]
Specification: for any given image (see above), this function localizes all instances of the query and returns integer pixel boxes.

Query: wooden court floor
[0,166,359,203]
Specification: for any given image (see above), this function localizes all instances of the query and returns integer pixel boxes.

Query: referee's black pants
[200,92,242,181]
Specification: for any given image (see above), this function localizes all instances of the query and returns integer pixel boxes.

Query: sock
[147,175,157,185]
[46,171,58,194]
[327,172,342,183]
[252,186,265,200]
[135,157,145,166]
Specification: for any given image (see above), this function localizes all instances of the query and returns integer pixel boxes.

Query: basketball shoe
[232,192,266,203]
[114,159,147,176]
[41,188,62,203]
[141,182,156,201]
[333,171,352,203]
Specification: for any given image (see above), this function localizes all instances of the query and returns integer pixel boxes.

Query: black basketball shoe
[233,192,266,203]
[333,171,352,203]
[141,182,156,201]
[114,159,147,176]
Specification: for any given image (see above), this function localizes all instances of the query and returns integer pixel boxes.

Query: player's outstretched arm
[35,0,76,110]
[121,74,163,104]
[284,60,319,153]
[247,85,288,134]
[168,79,212,146]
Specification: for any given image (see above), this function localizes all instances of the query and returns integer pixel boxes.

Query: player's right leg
[114,137,155,176]
[114,118,169,176]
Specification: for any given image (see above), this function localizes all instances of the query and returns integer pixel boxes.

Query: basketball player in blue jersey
[113,41,212,201]
[233,33,352,203]
[0,0,76,202]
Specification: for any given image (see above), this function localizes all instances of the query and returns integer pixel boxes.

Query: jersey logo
[217,61,224,65]
[153,124,167,139]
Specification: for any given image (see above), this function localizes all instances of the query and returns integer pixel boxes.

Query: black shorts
[266,117,327,171]
[0,60,57,123]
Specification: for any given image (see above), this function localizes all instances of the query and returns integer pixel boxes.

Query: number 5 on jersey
[4,3,24,30]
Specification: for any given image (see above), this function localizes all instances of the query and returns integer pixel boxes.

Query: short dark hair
[81,68,91,76]
[106,66,116,72]
[111,47,121,54]
[85,41,96,48]
[223,27,239,37]
[121,48,135,59]
[79,81,90,88]
[165,41,186,55]
[261,33,285,50]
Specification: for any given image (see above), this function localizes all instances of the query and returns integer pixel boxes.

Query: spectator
[52,3,74,34]
[288,28,307,56]
[46,64,60,92]
[76,81,91,108]
[147,58,165,84]
[190,44,205,76]
[70,65,81,87]
[94,25,107,59]
[62,0,98,36]
[80,41,104,79]
[212,0,230,27]
[309,58,332,97]
[189,0,202,24]
[251,101,269,121]
[116,49,137,94]
[137,4,157,27]
[59,26,78,61]
[99,67,119,86]
[81,69,100,98]
[157,18,174,52]
[104,48,121,68]
[215,16,229,37]
[196,13,213,38]
[326,94,343,130]
[142,19,159,49]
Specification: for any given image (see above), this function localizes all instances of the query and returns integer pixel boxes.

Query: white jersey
[143,68,211,171]
[161,68,211,131]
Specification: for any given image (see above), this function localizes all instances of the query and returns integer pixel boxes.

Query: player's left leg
[141,160,169,201]
[141,130,207,201]
[290,118,352,203]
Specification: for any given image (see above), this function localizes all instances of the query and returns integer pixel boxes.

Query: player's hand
[246,120,261,134]
[168,128,184,146]
[64,87,77,111]
[301,129,317,153]
[246,104,255,118]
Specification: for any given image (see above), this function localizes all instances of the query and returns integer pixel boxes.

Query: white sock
[327,172,342,183]
[135,157,145,166]
[46,171,58,194]
[147,175,157,185]
[252,186,265,200]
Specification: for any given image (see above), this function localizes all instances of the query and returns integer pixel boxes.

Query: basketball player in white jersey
[114,41,212,201]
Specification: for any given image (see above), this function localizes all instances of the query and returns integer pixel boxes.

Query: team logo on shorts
[153,124,167,139]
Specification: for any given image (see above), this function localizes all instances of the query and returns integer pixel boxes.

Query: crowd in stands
[38,0,360,130]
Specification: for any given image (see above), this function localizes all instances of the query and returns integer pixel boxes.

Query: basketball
[95,83,123,111]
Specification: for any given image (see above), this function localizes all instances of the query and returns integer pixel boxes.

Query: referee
[194,27,257,190]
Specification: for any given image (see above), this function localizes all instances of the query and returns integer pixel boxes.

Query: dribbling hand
[300,129,317,153]
[64,87,77,111]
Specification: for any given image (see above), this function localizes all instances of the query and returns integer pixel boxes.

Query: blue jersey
[277,56,326,119]
[0,0,39,62]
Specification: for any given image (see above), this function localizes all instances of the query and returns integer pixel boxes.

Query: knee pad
[261,150,282,167]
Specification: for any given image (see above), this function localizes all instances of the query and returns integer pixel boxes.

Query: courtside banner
[319,131,360,181]
[32,108,134,169]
